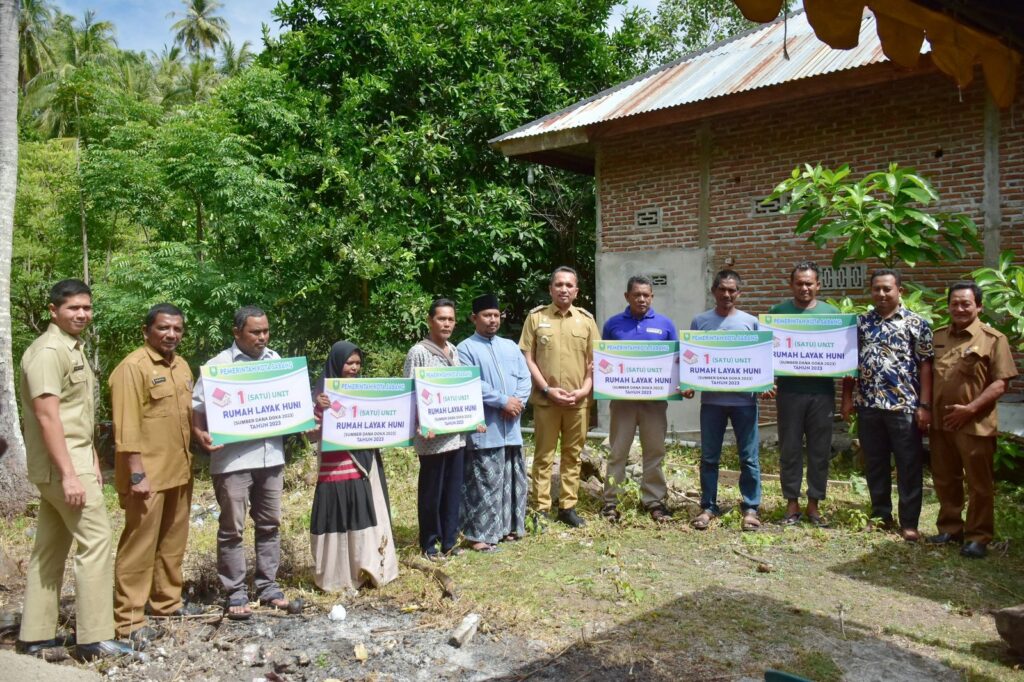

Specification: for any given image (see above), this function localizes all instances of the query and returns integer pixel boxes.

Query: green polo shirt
[768,299,840,395]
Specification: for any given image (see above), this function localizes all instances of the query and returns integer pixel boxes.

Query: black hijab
[315,341,382,485]
[315,340,363,394]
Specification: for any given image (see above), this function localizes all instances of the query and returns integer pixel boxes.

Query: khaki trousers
[19,474,114,645]
[603,401,668,509]
[930,429,996,544]
[530,404,588,512]
[114,482,192,635]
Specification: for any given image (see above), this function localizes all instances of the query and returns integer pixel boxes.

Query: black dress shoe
[926,532,963,545]
[126,625,162,648]
[15,635,74,655]
[960,541,987,559]
[158,602,207,617]
[73,639,143,661]
[556,507,586,528]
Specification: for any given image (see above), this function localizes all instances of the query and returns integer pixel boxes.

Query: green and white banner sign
[679,331,774,392]
[759,314,858,378]
[201,357,316,445]
[414,366,485,436]
[593,341,681,400]
[322,378,416,451]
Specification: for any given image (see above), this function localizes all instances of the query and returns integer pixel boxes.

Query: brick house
[492,10,1023,434]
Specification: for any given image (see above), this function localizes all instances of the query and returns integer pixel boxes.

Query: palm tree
[163,57,221,106]
[169,0,229,58]
[17,0,55,93]
[153,44,186,104]
[1,0,37,514]
[217,39,253,77]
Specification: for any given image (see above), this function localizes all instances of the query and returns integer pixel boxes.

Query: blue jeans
[699,403,761,514]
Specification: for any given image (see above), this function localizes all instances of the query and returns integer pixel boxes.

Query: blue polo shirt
[602,307,679,342]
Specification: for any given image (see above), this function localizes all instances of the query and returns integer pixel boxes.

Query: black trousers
[417,448,465,554]
[857,407,923,529]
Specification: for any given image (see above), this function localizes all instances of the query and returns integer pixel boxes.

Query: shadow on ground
[489,587,967,682]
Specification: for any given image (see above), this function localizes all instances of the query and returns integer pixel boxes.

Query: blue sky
[53,0,660,55]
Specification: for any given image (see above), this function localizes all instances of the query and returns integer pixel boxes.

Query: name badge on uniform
[152,376,167,385]
[73,364,85,372]
[646,328,665,335]
[538,322,551,328]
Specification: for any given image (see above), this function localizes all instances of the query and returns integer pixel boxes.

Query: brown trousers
[530,404,588,511]
[603,401,668,509]
[929,429,996,544]
[114,482,192,635]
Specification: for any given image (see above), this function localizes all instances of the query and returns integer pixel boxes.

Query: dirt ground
[1,443,1023,681]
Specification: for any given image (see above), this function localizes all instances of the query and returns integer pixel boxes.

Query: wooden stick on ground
[400,558,459,600]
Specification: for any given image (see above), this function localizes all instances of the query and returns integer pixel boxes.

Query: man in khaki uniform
[928,282,1018,559]
[520,266,599,528]
[17,280,133,660]
[110,303,195,642]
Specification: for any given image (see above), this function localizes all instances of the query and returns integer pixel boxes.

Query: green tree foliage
[973,252,1024,349]
[769,163,982,269]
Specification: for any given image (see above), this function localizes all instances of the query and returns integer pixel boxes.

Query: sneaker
[556,507,586,528]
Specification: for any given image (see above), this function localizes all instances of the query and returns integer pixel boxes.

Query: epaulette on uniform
[979,323,1005,338]
[577,308,595,319]
[529,305,547,314]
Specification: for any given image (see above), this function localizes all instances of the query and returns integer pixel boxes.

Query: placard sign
[201,357,316,445]
[413,366,485,436]
[759,314,859,377]
[678,331,774,392]
[321,378,416,451]
[593,341,681,400]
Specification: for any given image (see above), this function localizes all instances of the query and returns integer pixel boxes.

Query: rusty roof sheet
[492,9,924,146]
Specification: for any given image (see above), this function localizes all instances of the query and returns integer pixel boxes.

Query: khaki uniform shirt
[109,345,194,494]
[20,323,96,484]
[519,303,599,407]
[932,319,1018,437]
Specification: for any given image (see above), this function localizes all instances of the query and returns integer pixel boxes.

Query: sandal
[649,505,673,523]
[469,542,500,553]
[501,533,520,542]
[691,510,715,530]
[806,513,829,528]
[781,512,803,526]
[741,510,762,532]
[600,504,621,523]
[224,596,252,621]
[258,585,301,614]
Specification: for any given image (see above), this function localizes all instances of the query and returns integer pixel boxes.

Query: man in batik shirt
[841,269,933,541]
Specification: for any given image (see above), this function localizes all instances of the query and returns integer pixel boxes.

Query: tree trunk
[75,137,89,284]
[194,193,205,262]
[0,0,35,517]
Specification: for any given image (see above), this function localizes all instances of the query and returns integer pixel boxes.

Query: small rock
[255,625,274,638]
[353,642,369,662]
[994,604,1024,654]
[106,667,120,677]
[296,652,311,667]
[241,643,263,666]
[448,613,482,648]
[329,604,347,621]
[215,640,234,651]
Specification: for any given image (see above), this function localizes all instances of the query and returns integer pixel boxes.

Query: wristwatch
[541,386,550,395]
[130,472,146,486]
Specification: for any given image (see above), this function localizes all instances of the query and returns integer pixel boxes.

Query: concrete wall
[595,247,710,434]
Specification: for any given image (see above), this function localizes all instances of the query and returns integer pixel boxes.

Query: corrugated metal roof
[491,9,925,146]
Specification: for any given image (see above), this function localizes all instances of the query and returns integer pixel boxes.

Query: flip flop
[781,512,803,526]
[470,543,501,553]
[806,514,829,528]
[225,596,252,621]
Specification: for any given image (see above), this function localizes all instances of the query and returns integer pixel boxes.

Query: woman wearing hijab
[311,341,399,591]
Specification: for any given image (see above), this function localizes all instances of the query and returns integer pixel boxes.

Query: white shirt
[193,342,285,475]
